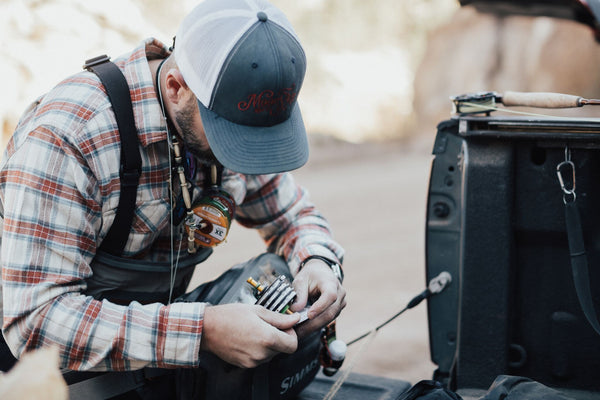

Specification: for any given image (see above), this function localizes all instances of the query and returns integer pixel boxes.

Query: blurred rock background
[1,0,460,145]
[414,4,600,142]
[3,0,600,388]
[3,1,600,146]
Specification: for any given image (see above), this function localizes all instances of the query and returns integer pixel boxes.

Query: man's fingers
[306,280,339,319]
[255,307,300,354]
[256,305,301,331]
[290,275,309,312]
[201,303,302,368]
[270,327,299,354]
[313,295,343,325]
[296,287,346,338]
[255,312,299,354]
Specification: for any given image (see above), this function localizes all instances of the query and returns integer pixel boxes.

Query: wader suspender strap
[66,56,148,399]
[84,55,142,256]
[557,149,600,336]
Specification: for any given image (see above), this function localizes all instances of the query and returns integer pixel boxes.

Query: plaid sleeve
[233,172,344,275]
[0,123,204,371]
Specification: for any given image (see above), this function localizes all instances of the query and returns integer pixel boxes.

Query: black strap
[67,370,145,400]
[84,55,142,256]
[564,200,600,335]
[251,363,270,400]
[66,368,172,400]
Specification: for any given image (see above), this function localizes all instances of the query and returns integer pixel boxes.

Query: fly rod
[451,91,600,114]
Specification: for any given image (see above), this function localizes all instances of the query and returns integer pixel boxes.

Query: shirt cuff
[158,301,205,367]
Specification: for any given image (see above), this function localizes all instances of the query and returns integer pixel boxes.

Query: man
[0,0,345,396]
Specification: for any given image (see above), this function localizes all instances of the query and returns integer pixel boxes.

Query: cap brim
[198,100,309,175]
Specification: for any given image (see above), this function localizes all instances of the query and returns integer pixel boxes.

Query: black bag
[479,375,576,400]
[396,380,463,400]
[175,252,322,400]
[396,375,576,400]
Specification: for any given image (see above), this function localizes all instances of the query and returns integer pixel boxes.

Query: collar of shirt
[113,37,171,148]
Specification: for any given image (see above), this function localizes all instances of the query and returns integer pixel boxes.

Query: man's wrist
[299,255,343,283]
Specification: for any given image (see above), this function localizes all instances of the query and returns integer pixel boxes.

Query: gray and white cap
[173,0,308,174]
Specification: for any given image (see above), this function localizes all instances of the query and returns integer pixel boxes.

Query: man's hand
[0,347,67,400]
[200,303,300,368]
[290,259,346,337]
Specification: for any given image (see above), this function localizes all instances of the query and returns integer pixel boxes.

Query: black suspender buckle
[120,167,141,188]
[83,54,111,70]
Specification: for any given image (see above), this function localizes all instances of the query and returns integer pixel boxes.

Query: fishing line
[321,272,452,399]
[345,271,452,347]
[156,58,181,305]
[323,328,378,400]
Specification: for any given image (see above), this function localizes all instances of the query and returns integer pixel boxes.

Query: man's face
[175,100,219,165]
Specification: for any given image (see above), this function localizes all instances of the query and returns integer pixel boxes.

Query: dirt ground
[189,135,437,386]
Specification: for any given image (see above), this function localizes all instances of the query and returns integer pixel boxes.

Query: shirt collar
[118,38,171,148]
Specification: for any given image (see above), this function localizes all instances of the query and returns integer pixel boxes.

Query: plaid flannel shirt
[0,38,343,371]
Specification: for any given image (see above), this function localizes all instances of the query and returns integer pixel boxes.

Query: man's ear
[164,69,191,105]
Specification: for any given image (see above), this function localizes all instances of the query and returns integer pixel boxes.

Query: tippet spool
[185,187,236,248]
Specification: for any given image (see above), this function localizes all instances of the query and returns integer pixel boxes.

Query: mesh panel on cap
[176,13,254,105]
[174,0,302,107]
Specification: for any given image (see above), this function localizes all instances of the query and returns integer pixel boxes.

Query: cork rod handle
[502,91,582,108]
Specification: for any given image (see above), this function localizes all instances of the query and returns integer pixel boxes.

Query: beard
[174,105,220,166]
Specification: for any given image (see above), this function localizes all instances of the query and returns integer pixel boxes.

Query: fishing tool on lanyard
[170,137,236,253]
[156,57,235,255]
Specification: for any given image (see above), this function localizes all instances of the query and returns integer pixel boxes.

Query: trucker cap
[173,0,308,175]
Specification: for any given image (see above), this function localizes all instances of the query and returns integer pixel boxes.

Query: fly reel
[247,275,297,314]
[247,274,345,375]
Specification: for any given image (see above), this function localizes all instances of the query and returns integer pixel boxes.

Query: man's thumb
[257,306,301,330]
